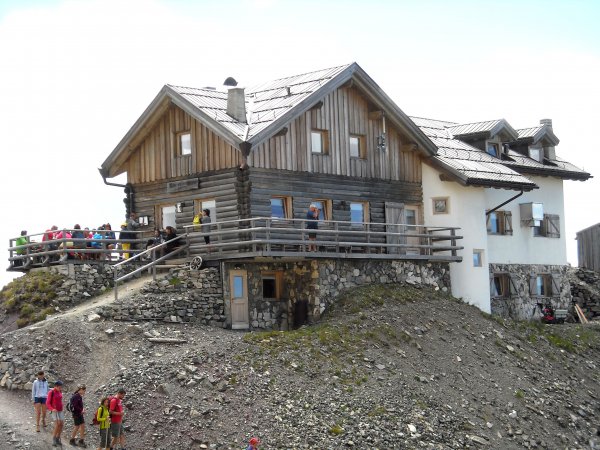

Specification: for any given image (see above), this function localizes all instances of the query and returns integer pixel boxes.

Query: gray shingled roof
[502,150,590,180]
[412,117,536,189]
[515,125,559,146]
[447,119,518,141]
[169,64,352,142]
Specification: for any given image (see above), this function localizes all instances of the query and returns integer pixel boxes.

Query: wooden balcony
[7,218,463,273]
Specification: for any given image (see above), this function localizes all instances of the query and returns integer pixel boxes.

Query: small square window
[271,197,292,219]
[311,130,329,154]
[529,147,541,162]
[473,250,484,267]
[262,271,282,299]
[179,132,191,156]
[487,142,499,158]
[432,198,449,214]
[233,275,244,298]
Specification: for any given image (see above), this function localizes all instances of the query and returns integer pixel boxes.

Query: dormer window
[529,147,541,162]
[486,142,500,158]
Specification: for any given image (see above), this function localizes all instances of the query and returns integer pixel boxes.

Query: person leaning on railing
[14,230,28,267]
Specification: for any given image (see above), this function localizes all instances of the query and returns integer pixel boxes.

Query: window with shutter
[550,273,561,298]
[503,211,513,235]
[509,274,519,296]
[486,210,512,235]
[545,214,560,238]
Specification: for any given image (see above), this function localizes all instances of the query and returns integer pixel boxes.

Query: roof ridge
[448,118,502,128]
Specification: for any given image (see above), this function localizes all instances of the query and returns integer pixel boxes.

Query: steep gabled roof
[447,119,519,141]
[412,117,537,191]
[101,63,437,178]
[515,125,559,146]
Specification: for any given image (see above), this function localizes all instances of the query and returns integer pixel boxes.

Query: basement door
[385,202,406,254]
[230,270,249,330]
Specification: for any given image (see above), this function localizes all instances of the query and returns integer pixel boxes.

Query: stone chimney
[226,87,247,123]
[540,118,552,128]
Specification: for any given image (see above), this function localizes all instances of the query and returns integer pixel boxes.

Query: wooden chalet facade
[98,63,462,330]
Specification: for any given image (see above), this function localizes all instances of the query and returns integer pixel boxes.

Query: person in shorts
[69,385,87,447]
[109,388,126,450]
[46,380,64,447]
[31,370,49,432]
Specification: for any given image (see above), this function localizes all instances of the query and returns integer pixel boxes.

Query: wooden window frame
[473,249,484,267]
[486,142,500,158]
[177,131,192,156]
[349,134,366,159]
[311,199,333,221]
[270,196,293,220]
[311,129,330,155]
[349,201,369,227]
[154,204,177,230]
[533,213,560,238]
[432,197,449,215]
[194,199,217,223]
[261,270,283,300]
[486,210,513,235]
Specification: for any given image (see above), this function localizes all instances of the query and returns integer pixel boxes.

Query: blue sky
[0,0,599,287]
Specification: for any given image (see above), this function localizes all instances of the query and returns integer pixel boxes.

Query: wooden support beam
[401,143,418,153]
[369,110,384,120]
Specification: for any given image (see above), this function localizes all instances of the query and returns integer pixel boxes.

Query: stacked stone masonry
[570,268,600,320]
[490,263,572,321]
[98,267,226,326]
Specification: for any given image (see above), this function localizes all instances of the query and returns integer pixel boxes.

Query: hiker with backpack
[109,388,127,450]
[31,370,49,432]
[68,385,87,447]
[46,380,65,447]
[95,397,111,450]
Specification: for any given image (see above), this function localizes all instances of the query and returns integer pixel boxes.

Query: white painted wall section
[485,176,567,265]
[422,163,491,312]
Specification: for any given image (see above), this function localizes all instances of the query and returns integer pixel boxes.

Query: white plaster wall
[422,163,491,312]
[485,176,567,265]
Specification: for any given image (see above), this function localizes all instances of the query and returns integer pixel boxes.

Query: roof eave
[101,86,244,178]
[509,165,591,181]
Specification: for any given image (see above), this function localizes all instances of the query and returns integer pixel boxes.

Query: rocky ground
[1,283,600,449]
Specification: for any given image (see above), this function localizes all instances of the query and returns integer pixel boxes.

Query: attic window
[486,142,500,158]
[179,132,191,156]
[350,135,366,159]
[529,147,541,162]
[311,130,329,155]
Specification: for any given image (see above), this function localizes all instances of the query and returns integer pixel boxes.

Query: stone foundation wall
[98,267,226,326]
[570,268,600,320]
[490,263,571,320]
[223,260,450,331]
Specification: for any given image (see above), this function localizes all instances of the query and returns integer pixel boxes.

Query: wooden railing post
[265,218,270,252]
[451,228,457,257]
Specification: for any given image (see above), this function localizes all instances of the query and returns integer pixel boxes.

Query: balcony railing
[7,218,463,272]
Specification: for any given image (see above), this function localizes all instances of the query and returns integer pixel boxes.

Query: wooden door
[230,270,249,329]
[385,202,405,254]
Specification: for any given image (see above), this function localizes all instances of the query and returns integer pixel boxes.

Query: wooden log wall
[127,105,241,184]
[131,169,243,234]
[249,168,422,243]
[247,87,422,183]
[577,224,600,271]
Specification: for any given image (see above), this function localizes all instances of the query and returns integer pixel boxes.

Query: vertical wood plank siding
[127,105,240,184]
[577,225,600,271]
[248,87,422,183]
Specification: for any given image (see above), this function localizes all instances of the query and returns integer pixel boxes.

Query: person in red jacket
[109,389,126,450]
[46,380,64,447]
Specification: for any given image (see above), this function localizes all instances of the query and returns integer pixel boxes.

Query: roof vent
[540,118,552,128]
[223,77,238,87]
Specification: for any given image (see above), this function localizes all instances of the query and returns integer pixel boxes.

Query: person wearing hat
[246,437,260,450]
[46,380,64,447]
[69,384,87,447]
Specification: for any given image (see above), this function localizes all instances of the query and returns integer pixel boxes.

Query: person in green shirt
[14,230,28,267]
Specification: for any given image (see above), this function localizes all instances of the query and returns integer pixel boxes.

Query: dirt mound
[1,284,600,449]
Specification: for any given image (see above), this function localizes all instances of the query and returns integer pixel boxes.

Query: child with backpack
[95,397,111,450]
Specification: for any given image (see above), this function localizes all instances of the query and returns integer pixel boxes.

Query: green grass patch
[0,271,65,328]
